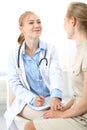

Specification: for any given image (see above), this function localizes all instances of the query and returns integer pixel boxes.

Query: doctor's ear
[71,16,76,26]
[19,26,24,33]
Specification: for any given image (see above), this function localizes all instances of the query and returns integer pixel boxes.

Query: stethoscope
[17,42,48,68]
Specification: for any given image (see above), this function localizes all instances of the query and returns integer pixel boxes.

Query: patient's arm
[60,98,74,111]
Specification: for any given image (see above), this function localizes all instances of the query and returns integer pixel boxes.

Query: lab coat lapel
[20,57,30,89]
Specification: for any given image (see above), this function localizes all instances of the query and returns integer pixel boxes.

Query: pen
[39,95,44,99]
[37,96,45,105]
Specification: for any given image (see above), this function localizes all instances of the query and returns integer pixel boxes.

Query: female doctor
[4,11,62,130]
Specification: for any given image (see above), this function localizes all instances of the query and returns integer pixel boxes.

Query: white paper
[29,96,50,111]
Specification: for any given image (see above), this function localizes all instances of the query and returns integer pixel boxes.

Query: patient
[24,2,87,130]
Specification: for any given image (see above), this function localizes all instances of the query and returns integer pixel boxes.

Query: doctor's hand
[50,97,63,111]
[34,96,45,107]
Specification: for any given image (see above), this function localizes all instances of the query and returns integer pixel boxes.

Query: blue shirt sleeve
[29,88,62,105]
[51,88,62,100]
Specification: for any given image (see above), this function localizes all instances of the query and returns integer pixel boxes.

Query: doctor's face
[20,13,42,39]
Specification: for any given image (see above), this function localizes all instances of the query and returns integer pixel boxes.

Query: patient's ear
[71,16,76,26]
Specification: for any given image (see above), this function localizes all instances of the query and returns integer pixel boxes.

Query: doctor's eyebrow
[27,19,41,23]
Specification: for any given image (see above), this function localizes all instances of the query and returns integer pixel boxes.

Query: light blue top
[22,42,62,105]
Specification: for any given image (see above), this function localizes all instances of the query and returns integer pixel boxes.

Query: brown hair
[17,11,34,44]
[66,2,87,32]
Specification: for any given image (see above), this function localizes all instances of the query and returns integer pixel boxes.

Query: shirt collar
[22,39,46,55]
[77,40,87,50]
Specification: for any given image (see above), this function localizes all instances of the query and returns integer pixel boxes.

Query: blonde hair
[17,11,34,44]
[66,2,87,32]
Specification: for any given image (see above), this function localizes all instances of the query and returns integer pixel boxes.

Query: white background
[0,0,87,73]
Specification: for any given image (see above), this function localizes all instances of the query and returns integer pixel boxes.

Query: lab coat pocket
[72,67,80,76]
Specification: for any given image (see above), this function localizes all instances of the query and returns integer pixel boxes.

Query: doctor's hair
[66,2,87,32]
[17,11,35,44]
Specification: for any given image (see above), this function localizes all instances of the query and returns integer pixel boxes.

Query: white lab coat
[4,40,62,129]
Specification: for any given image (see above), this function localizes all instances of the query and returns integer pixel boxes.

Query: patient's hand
[43,109,63,119]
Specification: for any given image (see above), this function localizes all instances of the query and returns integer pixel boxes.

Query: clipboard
[29,96,50,111]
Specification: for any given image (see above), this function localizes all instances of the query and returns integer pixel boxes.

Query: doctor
[4,11,62,129]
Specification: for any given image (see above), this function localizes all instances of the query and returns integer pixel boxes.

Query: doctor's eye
[29,22,34,24]
[37,21,41,24]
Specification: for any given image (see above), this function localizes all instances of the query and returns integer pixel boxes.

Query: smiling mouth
[33,30,41,33]
[33,30,40,31]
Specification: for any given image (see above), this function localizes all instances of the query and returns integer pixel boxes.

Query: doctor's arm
[49,46,63,110]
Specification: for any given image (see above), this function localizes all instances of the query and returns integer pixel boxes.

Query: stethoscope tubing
[17,43,48,68]
[39,49,48,66]
[17,42,23,68]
